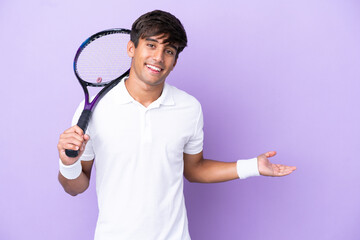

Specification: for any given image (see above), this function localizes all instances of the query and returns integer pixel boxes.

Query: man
[58,10,296,240]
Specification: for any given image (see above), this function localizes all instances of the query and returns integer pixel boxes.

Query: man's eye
[147,43,155,48]
[166,50,174,55]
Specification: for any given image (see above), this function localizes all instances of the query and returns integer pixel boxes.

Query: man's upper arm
[183,151,203,181]
[81,160,94,179]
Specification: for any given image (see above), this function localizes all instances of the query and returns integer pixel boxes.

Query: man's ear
[127,41,135,57]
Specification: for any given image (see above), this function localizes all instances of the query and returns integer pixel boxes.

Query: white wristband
[236,158,260,179]
[59,159,82,180]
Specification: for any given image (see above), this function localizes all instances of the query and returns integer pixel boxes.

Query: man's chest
[89,103,198,155]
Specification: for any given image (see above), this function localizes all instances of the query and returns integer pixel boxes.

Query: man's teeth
[146,64,161,72]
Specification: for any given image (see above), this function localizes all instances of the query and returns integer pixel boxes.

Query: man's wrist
[236,158,260,179]
[59,159,82,180]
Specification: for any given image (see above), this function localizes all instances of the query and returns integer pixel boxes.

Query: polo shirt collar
[116,78,134,105]
[155,83,175,106]
[116,78,175,107]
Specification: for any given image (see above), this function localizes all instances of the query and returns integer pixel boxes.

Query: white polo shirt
[72,79,203,240]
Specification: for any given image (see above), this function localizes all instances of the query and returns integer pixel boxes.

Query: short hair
[131,10,188,58]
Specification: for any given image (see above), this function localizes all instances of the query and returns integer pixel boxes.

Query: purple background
[1,0,359,239]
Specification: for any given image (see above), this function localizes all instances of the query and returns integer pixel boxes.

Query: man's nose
[152,49,164,62]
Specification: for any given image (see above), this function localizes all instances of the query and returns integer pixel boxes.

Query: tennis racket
[65,28,131,157]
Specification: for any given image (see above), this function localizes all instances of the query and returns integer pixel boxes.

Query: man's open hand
[257,151,296,177]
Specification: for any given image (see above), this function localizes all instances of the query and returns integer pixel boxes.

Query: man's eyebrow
[167,44,178,52]
[145,38,178,51]
[145,37,159,43]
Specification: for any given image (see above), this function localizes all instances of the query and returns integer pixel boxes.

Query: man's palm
[258,151,296,177]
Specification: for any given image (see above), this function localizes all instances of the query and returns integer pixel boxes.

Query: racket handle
[65,109,93,158]
[77,109,93,132]
[65,149,79,158]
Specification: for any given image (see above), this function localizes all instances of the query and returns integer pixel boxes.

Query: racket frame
[73,28,131,113]
[65,28,131,158]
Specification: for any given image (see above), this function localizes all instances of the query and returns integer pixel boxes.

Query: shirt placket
[140,108,152,143]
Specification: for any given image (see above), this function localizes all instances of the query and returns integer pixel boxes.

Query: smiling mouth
[146,64,162,73]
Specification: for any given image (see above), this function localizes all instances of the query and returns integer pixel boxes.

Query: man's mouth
[146,64,162,73]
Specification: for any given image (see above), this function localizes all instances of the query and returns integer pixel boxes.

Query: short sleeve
[184,105,204,154]
[71,101,95,161]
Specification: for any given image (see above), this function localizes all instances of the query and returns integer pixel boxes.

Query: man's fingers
[274,164,297,176]
[58,126,89,165]
[264,151,277,158]
[81,135,90,150]
[59,136,83,149]
[60,132,84,143]
[64,125,84,136]
[78,135,90,152]
[66,143,81,151]
[58,132,89,154]
[83,134,90,142]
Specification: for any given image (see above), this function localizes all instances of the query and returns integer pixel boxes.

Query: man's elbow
[62,184,88,196]
[184,174,196,183]
[65,189,79,197]
[184,172,209,183]
[58,173,88,196]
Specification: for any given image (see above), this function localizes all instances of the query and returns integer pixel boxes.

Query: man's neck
[124,76,164,108]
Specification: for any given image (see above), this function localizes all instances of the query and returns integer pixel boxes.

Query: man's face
[127,35,178,87]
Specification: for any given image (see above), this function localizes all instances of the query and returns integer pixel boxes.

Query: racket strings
[76,33,130,84]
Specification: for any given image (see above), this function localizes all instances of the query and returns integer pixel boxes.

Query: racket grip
[65,149,79,158]
[77,109,93,132]
[65,109,92,158]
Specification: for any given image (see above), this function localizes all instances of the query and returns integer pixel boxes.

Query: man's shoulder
[166,84,201,107]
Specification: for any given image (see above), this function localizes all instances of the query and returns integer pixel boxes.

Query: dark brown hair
[131,10,187,59]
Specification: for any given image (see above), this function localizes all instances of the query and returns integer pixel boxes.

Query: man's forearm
[184,159,239,183]
[58,171,90,196]
[184,151,296,182]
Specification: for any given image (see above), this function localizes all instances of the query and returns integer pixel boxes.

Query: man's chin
[142,78,166,88]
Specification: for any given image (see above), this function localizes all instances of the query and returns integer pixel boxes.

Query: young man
[58,10,296,240]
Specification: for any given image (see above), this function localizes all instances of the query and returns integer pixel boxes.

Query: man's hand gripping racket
[65,29,131,158]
